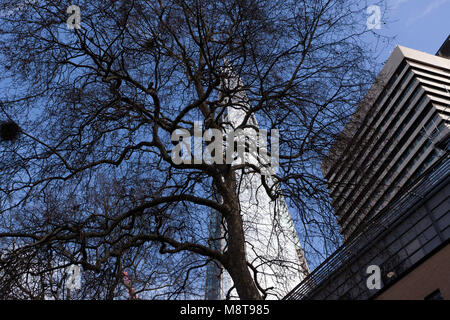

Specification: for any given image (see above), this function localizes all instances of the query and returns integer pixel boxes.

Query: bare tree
[0,0,387,299]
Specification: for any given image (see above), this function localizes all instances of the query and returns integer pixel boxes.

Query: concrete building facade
[322,40,450,241]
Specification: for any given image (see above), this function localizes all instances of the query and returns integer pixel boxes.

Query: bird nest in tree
[0,120,21,142]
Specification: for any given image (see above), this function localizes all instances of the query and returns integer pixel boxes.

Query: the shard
[205,67,309,300]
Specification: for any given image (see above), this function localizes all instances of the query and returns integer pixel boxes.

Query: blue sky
[374,0,450,60]
[300,0,450,268]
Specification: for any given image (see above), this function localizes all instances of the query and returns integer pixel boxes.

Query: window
[424,289,444,300]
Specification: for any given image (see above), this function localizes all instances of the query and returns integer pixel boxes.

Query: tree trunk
[222,194,262,300]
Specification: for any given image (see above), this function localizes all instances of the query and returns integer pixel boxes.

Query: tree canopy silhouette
[0,0,387,299]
